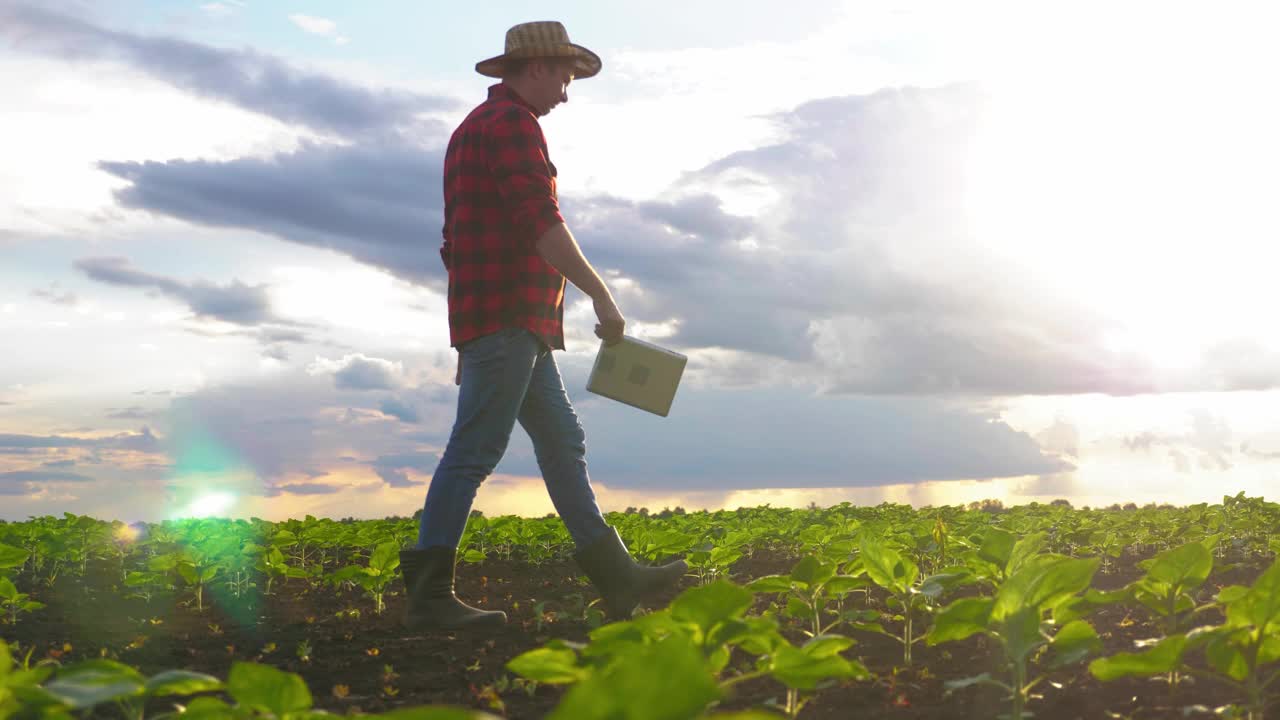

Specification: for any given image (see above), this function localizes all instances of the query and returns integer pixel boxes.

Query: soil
[3,548,1268,719]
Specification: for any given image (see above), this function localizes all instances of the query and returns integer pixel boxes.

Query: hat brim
[475,43,601,79]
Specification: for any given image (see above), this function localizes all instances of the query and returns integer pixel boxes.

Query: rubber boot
[573,526,687,621]
[399,546,506,630]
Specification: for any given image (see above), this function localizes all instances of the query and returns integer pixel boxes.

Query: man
[398,21,687,630]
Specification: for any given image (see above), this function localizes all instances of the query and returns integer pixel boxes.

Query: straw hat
[475,21,601,79]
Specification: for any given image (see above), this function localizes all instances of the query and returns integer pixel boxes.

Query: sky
[2,0,1280,523]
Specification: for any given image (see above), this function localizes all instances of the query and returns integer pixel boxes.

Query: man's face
[529,58,575,116]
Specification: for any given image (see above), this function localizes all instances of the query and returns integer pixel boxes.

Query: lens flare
[181,491,236,519]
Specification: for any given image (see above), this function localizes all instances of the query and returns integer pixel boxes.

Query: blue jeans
[416,327,611,552]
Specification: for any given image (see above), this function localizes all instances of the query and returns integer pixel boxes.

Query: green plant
[846,538,966,666]
[0,578,44,625]
[928,554,1102,720]
[1090,558,1280,720]
[746,556,869,640]
[509,580,868,720]
[328,541,400,614]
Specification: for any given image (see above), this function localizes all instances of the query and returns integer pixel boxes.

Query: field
[2,493,1279,719]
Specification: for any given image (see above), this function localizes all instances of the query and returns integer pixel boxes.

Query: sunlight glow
[962,5,1280,374]
[179,491,237,519]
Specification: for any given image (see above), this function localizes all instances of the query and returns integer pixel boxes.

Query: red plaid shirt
[440,83,567,351]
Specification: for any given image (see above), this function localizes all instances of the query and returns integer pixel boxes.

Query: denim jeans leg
[517,342,611,551]
[416,328,539,550]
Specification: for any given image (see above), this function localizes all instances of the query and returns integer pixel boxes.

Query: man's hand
[593,296,625,346]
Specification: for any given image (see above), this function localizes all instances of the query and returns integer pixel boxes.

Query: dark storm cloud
[0,3,458,137]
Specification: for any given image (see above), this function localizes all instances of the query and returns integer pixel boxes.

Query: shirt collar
[489,82,538,114]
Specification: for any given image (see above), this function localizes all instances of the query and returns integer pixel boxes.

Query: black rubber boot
[399,547,506,630]
[573,526,688,621]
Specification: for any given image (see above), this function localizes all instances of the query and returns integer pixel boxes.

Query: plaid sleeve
[488,106,564,245]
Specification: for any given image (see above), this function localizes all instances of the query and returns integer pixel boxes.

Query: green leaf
[370,541,401,574]
[0,576,17,602]
[769,640,868,690]
[44,660,145,709]
[1205,630,1251,681]
[976,529,1015,569]
[860,540,916,595]
[1146,542,1213,590]
[227,662,312,716]
[916,572,965,599]
[169,696,241,720]
[548,634,719,720]
[144,669,223,697]
[1006,532,1048,575]
[505,647,586,685]
[1217,585,1249,604]
[670,580,754,637]
[994,556,1098,621]
[461,549,485,564]
[800,634,854,659]
[928,597,993,645]
[824,575,870,595]
[1084,587,1131,605]
[745,575,793,594]
[1240,559,1280,628]
[1049,620,1101,667]
[1089,634,1188,681]
[789,555,835,590]
[0,543,29,570]
[785,596,809,619]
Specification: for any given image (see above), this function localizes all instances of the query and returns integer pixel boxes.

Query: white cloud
[201,1,245,19]
[0,58,311,234]
[288,14,349,45]
[306,353,403,391]
[1,304,15,314]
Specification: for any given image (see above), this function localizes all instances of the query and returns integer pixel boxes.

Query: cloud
[0,4,453,137]
[288,14,349,45]
[201,1,244,19]
[1198,339,1280,391]
[307,353,403,391]
[96,139,446,289]
[74,256,285,326]
[1120,410,1238,474]
[0,428,162,455]
[278,482,342,495]
[30,282,78,306]
[106,406,156,420]
[1,469,94,483]
[85,79,1169,397]
[379,397,420,423]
